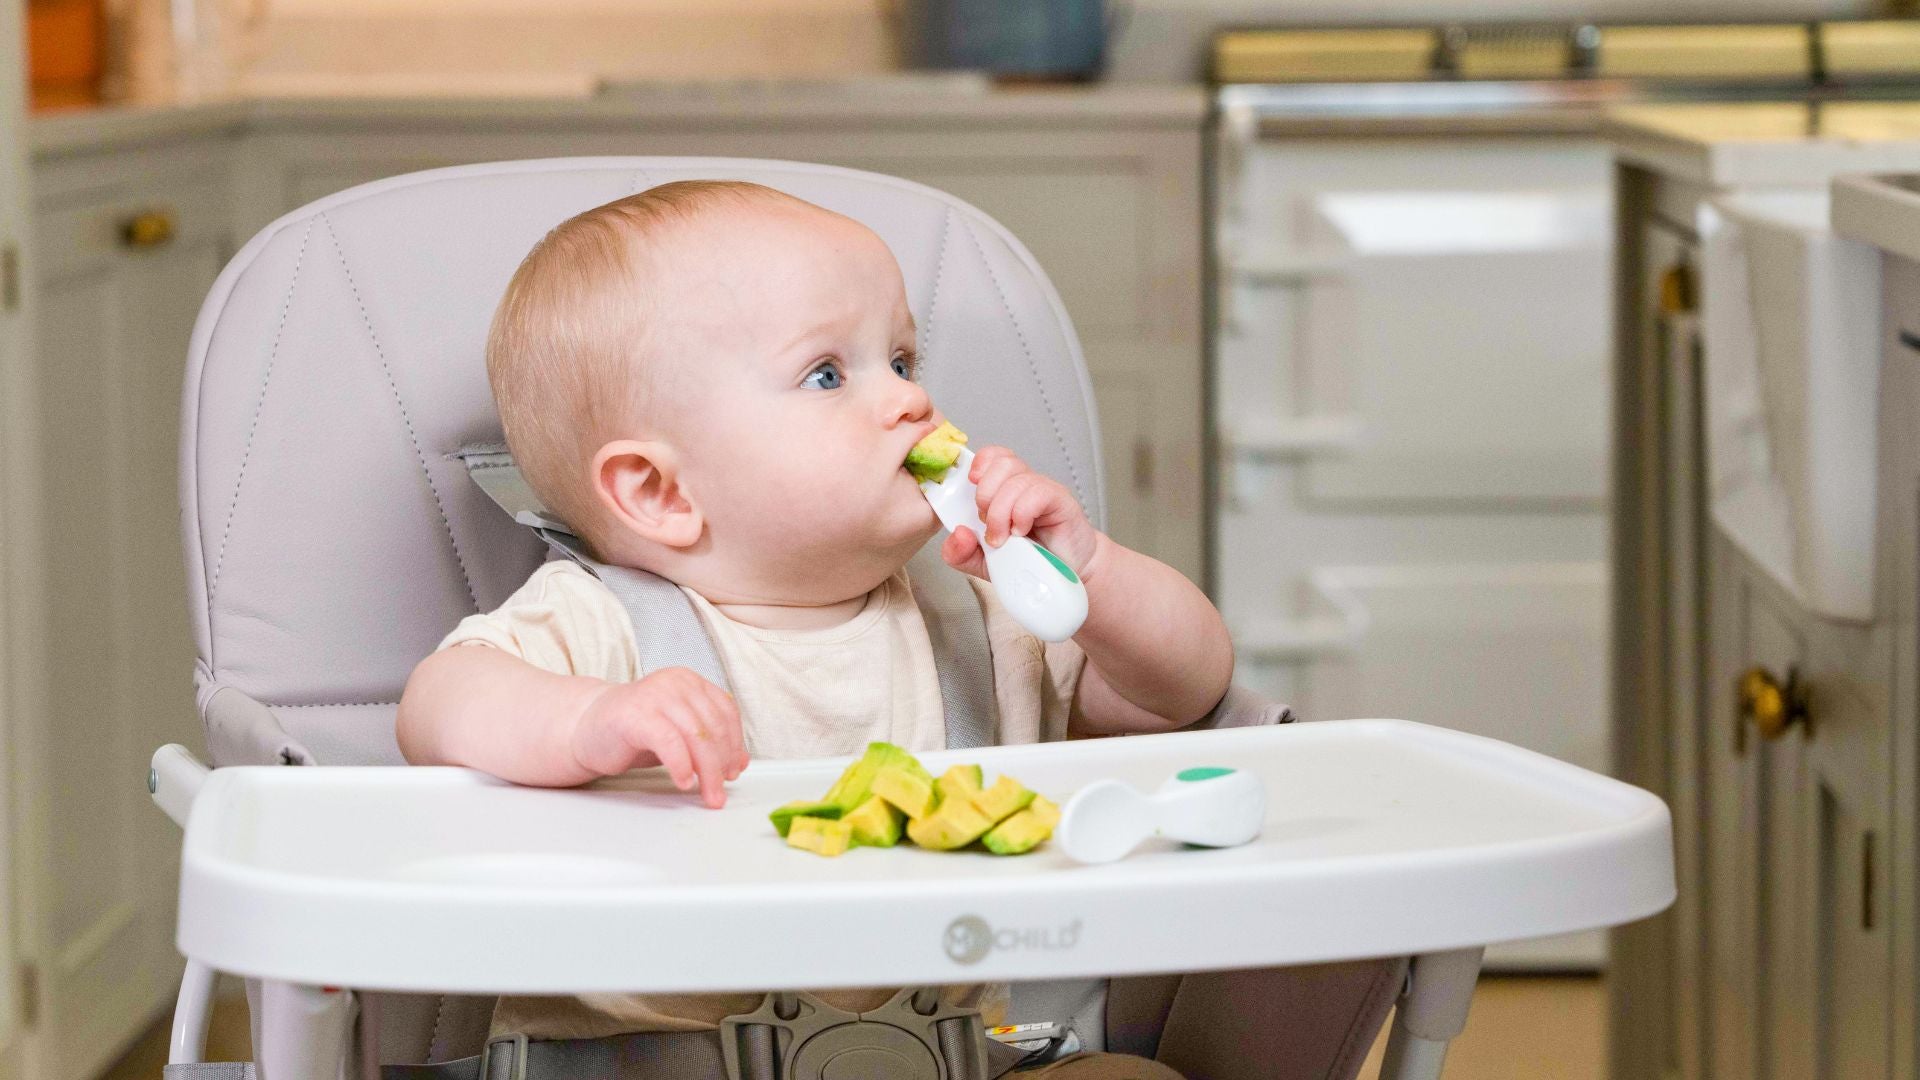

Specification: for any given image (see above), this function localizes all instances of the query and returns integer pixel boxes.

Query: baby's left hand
[941,446,1102,582]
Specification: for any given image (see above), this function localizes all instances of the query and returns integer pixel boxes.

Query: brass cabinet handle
[1738,665,1810,742]
[121,208,177,249]
[1658,261,1696,315]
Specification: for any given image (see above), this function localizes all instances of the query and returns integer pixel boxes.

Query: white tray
[175,720,1673,994]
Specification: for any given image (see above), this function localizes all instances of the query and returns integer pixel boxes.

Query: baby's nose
[888,380,934,425]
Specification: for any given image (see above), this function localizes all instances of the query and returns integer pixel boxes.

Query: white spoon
[919,446,1089,642]
[1057,766,1267,864]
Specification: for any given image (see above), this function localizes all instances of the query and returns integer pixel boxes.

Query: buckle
[478,1032,528,1080]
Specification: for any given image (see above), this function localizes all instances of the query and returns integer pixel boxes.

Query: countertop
[1605,101,1920,189]
[28,82,1212,159]
[1834,172,1920,264]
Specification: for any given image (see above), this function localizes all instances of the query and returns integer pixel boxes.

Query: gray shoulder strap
[459,444,998,749]
[906,543,999,750]
[456,444,730,693]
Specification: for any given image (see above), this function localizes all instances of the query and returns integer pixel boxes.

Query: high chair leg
[1378,947,1483,1080]
[170,960,218,1063]
[258,981,356,1080]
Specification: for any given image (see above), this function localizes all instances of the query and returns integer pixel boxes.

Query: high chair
[150,157,1674,1080]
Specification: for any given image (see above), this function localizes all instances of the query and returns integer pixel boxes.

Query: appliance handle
[1232,572,1371,661]
[1219,250,1352,335]
[1219,415,1368,507]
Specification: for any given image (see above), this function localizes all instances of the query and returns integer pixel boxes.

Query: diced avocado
[969,776,1036,825]
[773,742,919,836]
[873,764,938,821]
[770,799,845,838]
[787,816,854,857]
[842,795,905,848]
[906,796,997,850]
[981,795,1060,856]
[936,764,984,801]
[905,421,969,483]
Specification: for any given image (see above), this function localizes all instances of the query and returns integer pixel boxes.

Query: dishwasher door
[1211,127,1614,969]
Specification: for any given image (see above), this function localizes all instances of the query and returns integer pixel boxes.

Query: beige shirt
[436,559,1087,1038]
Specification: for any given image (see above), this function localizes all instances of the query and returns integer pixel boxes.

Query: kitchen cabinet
[17,128,239,1079]
[1609,106,1920,1080]
[225,95,1207,582]
[2,8,36,1080]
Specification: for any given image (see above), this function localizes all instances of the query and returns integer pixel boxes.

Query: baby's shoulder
[501,558,619,609]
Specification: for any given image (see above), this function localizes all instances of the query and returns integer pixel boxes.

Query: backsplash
[196,0,1889,98]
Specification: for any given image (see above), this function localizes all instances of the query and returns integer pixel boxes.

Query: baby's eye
[892,353,917,380]
[801,360,844,390]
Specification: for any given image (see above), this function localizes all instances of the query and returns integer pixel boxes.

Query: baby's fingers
[700,682,750,779]
[1005,476,1066,540]
[971,450,1027,513]
[641,721,698,795]
[666,704,732,809]
[941,526,988,579]
[984,472,1045,546]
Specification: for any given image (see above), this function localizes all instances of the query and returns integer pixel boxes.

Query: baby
[396,180,1234,1077]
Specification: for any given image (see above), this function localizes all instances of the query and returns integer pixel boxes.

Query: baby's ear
[591,439,704,549]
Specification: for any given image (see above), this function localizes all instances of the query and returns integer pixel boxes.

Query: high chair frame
[156,156,1671,1080]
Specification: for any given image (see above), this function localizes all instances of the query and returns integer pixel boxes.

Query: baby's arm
[941,447,1233,732]
[398,644,747,806]
[1064,533,1235,732]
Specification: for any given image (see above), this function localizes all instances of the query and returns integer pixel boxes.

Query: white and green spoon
[917,442,1089,643]
[1057,767,1267,864]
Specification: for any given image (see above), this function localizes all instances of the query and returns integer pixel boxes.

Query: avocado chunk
[968,776,1036,824]
[770,798,845,838]
[936,764,984,801]
[907,796,997,850]
[982,795,1060,855]
[905,421,969,483]
[787,816,854,857]
[872,762,939,820]
[771,742,919,836]
[842,795,905,848]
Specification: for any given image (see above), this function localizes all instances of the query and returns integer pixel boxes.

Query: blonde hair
[485,179,810,559]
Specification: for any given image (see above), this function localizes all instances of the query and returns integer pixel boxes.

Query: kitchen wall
[238,0,1883,94]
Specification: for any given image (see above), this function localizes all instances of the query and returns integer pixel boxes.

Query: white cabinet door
[27,142,234,1080]
[0,3,35,1078]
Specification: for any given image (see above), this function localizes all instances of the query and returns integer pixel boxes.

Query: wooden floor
[99,975,1606,1079]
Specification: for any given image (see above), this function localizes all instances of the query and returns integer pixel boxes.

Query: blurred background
[8,1,1920,1078]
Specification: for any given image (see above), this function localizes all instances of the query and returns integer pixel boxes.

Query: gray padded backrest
[181,158,1107,767]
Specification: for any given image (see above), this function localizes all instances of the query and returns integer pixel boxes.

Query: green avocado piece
[842,795,905,848]
[969,776,1036,825]
[981,795,1060,856]
[936,764,984,801]
[904,421,968,482]
[773,742,920,836]
[770,799,845,838]
[787,816,854,856]
[873,764,938,821]
[906,796,996,850]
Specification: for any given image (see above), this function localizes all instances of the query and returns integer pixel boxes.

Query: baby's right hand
[567,667,748,808]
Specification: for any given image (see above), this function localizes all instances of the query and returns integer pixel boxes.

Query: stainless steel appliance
[1207,20,1920,971]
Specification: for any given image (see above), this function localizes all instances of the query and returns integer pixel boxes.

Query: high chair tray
[175,719,1672,993]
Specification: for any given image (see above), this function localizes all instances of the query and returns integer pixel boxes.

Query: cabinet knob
[1658,261,1695,315]
[120,208,177,249]
[1738,665,1809,741]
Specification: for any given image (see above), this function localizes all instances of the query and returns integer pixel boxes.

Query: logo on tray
[944,915,1082,965]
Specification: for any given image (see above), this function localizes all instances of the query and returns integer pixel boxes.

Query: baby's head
[487,181,943,607]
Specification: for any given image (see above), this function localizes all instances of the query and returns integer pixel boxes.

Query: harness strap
[376,1008,1032,1080]
[905,542,1000,750]
[378,1029,730,1080]
[457,444,999,748]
